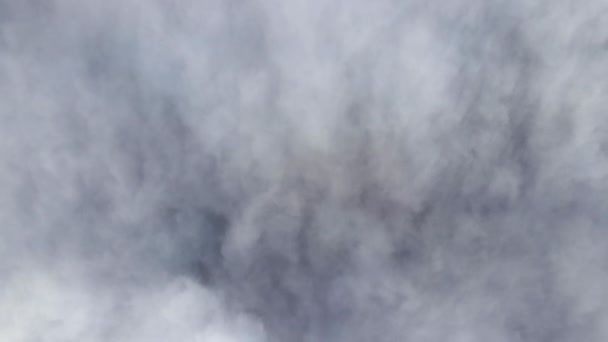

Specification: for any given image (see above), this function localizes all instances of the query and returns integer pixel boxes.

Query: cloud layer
[2,0,608,341]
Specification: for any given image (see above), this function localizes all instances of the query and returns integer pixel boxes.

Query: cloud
[1,0,608,341]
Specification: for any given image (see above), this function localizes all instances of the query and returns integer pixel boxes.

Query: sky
[1,0,608,341]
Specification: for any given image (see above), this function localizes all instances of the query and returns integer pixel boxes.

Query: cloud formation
[2,0,608,341]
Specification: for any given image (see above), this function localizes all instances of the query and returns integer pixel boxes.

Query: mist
[1,0,608,341]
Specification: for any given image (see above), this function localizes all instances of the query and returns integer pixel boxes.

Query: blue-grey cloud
[1,0,607,341]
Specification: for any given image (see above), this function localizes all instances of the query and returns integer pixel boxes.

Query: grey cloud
[1,0,608,341]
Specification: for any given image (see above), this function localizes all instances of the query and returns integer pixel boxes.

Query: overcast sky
[1,0,608,341]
